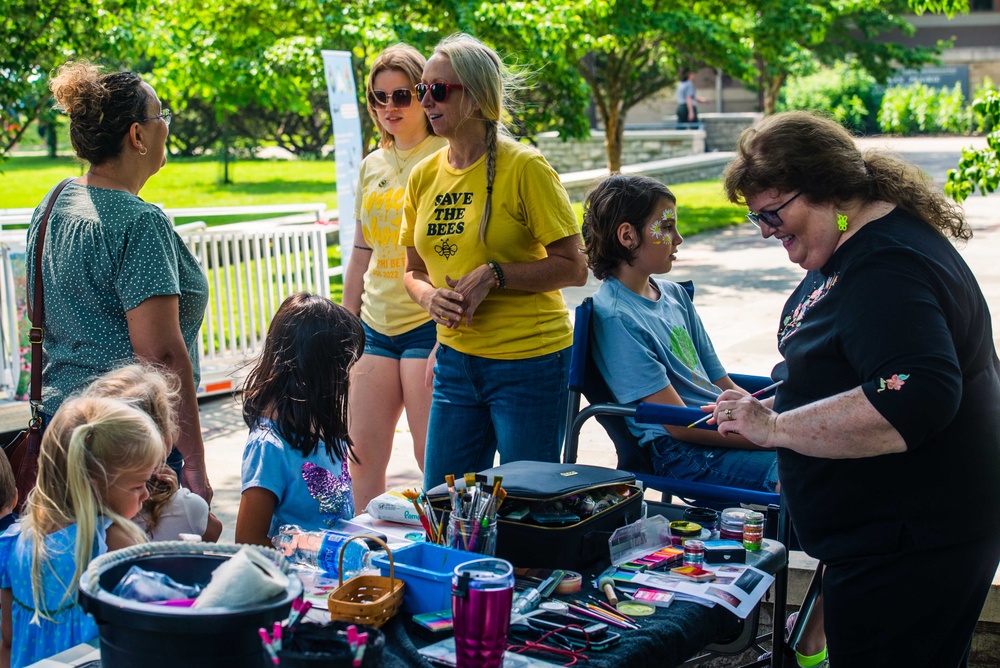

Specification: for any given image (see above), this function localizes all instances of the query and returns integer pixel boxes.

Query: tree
[905,0,1000,202]
[710,0,942,115]
[134,0,456,170]
[0,0,142,160]
[476,0,744,172]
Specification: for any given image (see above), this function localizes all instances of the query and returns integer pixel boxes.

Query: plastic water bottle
[272,525,377,578]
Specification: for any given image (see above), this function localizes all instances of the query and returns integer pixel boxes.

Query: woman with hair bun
[343,44,447,511]
[400,33,588,489]
[26,62,211,503]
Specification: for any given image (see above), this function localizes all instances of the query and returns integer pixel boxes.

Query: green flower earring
[836,212,848,231]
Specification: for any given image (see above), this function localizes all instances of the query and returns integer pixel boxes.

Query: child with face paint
[582,174,778,493]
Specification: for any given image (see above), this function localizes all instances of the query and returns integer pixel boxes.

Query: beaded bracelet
[486,260,506,289]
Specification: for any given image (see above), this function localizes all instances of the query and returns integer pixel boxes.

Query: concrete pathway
[202,135,1000,547]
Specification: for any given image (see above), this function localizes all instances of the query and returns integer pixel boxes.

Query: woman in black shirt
[718,111,1000,668]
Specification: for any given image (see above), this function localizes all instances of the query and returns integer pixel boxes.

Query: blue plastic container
[371,542,479,615]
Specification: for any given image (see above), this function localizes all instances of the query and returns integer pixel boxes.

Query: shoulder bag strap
[26,177,75,419]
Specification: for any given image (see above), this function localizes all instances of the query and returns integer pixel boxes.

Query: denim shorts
[362,320,436,360]
[649,432,778,493]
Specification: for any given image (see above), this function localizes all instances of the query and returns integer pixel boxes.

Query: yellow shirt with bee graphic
[400,139,580,359]
[353,135,447,335]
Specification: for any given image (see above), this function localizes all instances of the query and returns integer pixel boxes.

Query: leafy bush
[877,82,972,135]
[779,62,882,134]
[946,88,1000,202]
[972,77,997,133]
[167,98,223,157]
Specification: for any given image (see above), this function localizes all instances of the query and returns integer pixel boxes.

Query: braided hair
[435,34,525,242]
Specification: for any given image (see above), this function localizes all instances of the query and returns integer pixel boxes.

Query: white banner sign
[321,50,364,269]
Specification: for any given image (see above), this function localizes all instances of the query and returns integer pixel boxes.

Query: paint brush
[565,602,635,630]
[445,474,457,511]
[686,380,785,428]
[402,489,433,540]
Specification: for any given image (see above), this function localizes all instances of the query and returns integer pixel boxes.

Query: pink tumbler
[451,558,515,668]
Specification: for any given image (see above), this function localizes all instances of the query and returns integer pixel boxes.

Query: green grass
[3,156,744,235]
[2,154,740,354]
[0,156,339,220]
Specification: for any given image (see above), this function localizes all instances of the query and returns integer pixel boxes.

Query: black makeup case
[428,461,643,570]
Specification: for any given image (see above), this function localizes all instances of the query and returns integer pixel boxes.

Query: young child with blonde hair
[0,397,164,667]
[0,449,17,533]
[82,364,221,542]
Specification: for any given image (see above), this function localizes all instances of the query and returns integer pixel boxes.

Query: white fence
[0,212,339,429]
[182,223,335,394]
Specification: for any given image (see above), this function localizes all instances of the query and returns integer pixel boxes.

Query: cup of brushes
[405,474,506,556]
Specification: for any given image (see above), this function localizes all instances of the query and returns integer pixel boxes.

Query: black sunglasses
[415,82,464,103]
[368,87,413,109]
[747,192,802,229]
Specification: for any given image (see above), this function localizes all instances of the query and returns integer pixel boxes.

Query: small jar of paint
[683,539,705,568]
[684,507,720,538]
[742,511,765,552]
[720,507,749,541]
[668,520,702,545]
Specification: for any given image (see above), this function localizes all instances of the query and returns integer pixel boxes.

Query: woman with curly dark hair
[27,61,211,503]
[717,111,1000,667]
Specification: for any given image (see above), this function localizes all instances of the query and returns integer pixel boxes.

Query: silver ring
[725,409,733,420]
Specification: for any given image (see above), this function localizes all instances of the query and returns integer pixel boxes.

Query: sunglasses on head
[415,82,464,103]
[368,87,413,109]
[746,191,802,229]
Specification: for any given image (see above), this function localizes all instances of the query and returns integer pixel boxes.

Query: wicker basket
[327,535,404,628]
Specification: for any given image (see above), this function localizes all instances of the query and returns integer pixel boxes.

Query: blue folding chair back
[563,293,792,667]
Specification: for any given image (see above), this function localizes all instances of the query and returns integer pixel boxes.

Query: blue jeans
[649,433,778,493]
[362,320,436,360]
[422,345,571,489]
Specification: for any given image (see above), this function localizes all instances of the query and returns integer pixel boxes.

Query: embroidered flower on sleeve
[876,373,909,392]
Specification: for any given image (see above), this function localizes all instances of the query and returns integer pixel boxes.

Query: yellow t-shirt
[400,140,580,359]
[353,135,448,335]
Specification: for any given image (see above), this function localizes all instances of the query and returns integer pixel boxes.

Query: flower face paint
[651,208,676,245]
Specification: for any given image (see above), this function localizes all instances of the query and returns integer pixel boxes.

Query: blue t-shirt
[0,520,108,668]
[241,418,355,537]
[592,277,726,447]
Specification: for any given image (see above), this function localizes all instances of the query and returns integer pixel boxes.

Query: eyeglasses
[368,87,413,109]
[746,191,802,229]
[139,109,172,128]
[415,82,464,103]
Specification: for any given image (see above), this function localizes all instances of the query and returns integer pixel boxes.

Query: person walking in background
[676,70,707,125]
[401,33,588,489]
[27,61,211,503]
[343,45,448,512]
[719,110,1000,668]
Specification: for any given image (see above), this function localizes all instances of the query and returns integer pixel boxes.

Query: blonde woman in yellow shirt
[344,45,448,511]
[401,34,588,489]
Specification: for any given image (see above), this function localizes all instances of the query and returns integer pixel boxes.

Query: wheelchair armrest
[635,473,780,508]
[728,374,775,395]
[634,402,715,430]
